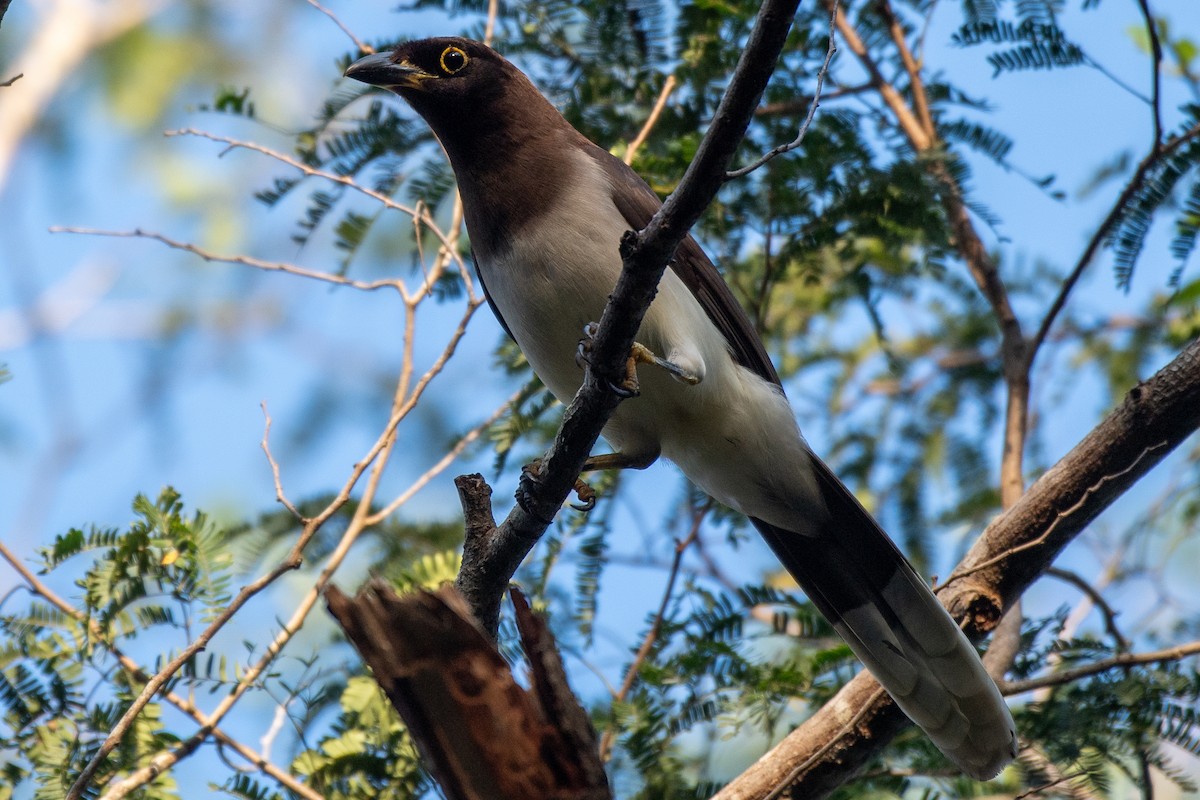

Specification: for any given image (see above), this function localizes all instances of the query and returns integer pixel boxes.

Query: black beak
[344,52,429,88]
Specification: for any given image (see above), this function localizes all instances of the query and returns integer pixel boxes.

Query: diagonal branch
[1028,120,1200,361]
[726,1,838,180]
[453,0,804,637]
[713,336,1200,800]
[624,74,678,166]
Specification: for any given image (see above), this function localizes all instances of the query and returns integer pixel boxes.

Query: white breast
[474,149,823,531]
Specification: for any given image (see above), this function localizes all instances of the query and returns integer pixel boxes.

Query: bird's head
[344,38,548,152]
[345,38,502,96]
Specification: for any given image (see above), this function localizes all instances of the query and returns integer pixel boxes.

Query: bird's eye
[440,46,468,75]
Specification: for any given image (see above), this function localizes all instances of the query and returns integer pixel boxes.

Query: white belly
[475,151,825,532]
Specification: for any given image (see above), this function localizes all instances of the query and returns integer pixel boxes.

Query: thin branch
[304,0,371,55]
[597,502,709,759]
[0,73,21,87]
[1135,0,1163,147]
[363,390,516,525]
[938,440,1170,588]
[1002,640,1200,696]
[727,3,837,180]
[261,402,302,520]
[48,227,404,292]
[1028,120,1200,362]
[1044,566,1129,651]
[162,128,468,269]
[625,74,677,166]
[876,0,934,140]
[483,0,499,45]
[754,82,873,116]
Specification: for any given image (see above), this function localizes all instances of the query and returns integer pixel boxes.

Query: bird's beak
[344,52,432,89]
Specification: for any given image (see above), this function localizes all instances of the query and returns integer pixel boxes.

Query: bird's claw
[576,322,599,370]
[570,479,597,512]
[519,459,599,516]
[516,460,554,524]
[578,322,641,397]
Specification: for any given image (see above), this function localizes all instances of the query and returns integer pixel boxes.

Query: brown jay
[346,37,1017,779]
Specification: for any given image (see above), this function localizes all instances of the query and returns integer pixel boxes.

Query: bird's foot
[519,458,597,516]
[629,342,702,385]
[577,322,640,398]
[576,322,700,396]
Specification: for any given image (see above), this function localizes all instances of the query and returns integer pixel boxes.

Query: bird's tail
[751,458,1017,780]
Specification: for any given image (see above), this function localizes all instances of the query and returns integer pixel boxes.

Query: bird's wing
[584,145,781,386]
[470,247,518,342]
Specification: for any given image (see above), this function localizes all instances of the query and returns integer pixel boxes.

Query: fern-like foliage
[952,18,1085,76]
[1106,118,1200,290]
[1,489,232,799]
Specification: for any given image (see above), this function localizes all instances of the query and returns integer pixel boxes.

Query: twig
[624,74,677,166]
[0,73,21,87]
[304,0,371,55]
[364,390,516,525]
[727,2,838,180]
[754,82,872,116]
[597,502,709,759]
[261,402,302,520]
[48,227,403,293]
[1001,640,1200,696]
[162,128,468,274]
[483,0,499,44]
[1134,0,1163,147]
[1045,566,1129,651]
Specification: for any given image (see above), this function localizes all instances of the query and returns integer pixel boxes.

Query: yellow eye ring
[440,46,468,74]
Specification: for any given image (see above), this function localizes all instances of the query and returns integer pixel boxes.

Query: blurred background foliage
[2,0,1200,797]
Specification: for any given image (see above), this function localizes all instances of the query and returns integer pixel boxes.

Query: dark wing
[470,248,517,342]
[584,145,781,386]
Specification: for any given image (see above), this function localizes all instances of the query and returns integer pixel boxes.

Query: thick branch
[453,0,802,636]
[713,336,1200,800]
[326,583,609,800]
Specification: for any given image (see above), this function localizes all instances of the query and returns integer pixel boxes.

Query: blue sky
[2,0,1200,793]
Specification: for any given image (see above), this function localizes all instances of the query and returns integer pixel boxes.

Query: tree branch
[1028,121,1200,361]
[624,74,677,166]
[1002,640,1200,696]
[452,0,803,637]
[726,2,837,179]
[712,336,1200,799]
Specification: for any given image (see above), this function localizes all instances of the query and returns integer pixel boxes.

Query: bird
[345,37,1017,780]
